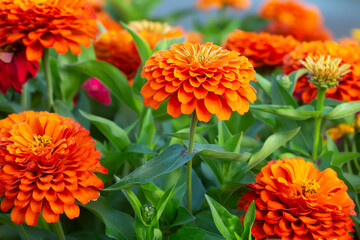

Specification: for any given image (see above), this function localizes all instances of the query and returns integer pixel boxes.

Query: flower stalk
[312,88,326,161]
[187,112,198,213]
[53,220,66,240]
[42,48,54,111]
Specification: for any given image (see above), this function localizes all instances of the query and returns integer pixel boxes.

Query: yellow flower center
[31,135,52,148]
[129,20,173,34]
[175,43,228,65]
[302,179,320,196]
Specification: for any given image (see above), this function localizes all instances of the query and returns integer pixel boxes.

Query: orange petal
[64,203,80,219]
[25,206,40,226]
[11,207,26,224]
[42,201,59,223]
[204,92,222,114]
[195,100,211,122]
[26,42,43,61]
[1,197,14,211]
[167,94,182,118]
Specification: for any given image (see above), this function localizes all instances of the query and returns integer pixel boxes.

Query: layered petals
[0,111,107,225]
[0,0,98,61]
[223,30,299,67]
[141,42,256,122]
[196,0,251,10]
[239,158,356,240]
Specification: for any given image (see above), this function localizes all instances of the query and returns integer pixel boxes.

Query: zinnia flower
[259,0,331,41]
[82,77,112,105]
[283,41,360,102]
[0,0,98,61]
[141,42,257,122]
[223,30,299,67]
[196,0,251,10]
[128,20,184,49]
[239,158,356,240]
[0,45,39,94]
[327,123,355,142]
[0,111,107,225]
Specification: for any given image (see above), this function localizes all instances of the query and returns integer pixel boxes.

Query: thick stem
[312,88,326,161]
[21,82,28,111]
[186,112,198,213]
[42,48,54,111]
[53,220,66,240]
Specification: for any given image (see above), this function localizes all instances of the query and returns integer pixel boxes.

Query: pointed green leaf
[254,73,271,96]
[246,127,300,172]
[251,105,316,120]
[324,101,360,119]
[169,228,225,240]
[331,152,360,167]
[241,201,255,240]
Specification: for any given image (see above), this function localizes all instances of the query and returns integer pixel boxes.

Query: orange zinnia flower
[259,0,331,41]
[239,158,355,240]
[0,0,98,61]
[141,42,257,122]
[128,20,185,49]
[0,111,107,225]
[223,30,299,67]
[196,0,251,10]
[283,41,360,102]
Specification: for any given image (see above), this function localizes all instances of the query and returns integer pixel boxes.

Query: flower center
[302,179,320,196]
[31,135,52,148]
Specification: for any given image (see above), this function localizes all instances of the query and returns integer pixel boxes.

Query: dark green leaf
[331,152,360,167]
[251,105,316,120]
[105,144,194,190]
[169,228,225,240]
[241,201,255,240]
[80,110,131,151]
[169,207,195,227]
[125,143,157,154]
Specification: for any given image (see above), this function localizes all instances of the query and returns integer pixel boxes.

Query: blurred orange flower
[141,42,256,122]
[327,123,355,142]
[96,11,123,32]
[259,0,331,41]
[89,0,105,13]
[0,0,98,61]
[94,30,141,80]
[129,20,184,49]
[0,111,107,225]
[239,158,355,240]
[223,30,299,67]
[196,0,251,10]
[283,41,360,102]
[185,31,203,44]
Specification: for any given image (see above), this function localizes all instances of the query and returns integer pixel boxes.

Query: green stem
[42,48,54,111]
[21,82,28,111]
[351,136,360,172]
[53,220,66,240]
[312,88,326,161]
[20,224,30,240]
[145,225,152,240]
[187,112,198,213]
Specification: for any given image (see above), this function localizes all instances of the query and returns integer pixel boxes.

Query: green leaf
[169,207,195,227]
[80,110,131,151]
[82,197,135,240]
[251,105,316,120]
[125,143,157,154]
[137,108,156,148]
[154,185,176,225]
[246,127,300,172]
[65,60,140,113]
[331,152,360,167]
[254,73,271,96]
[288,68,308,94]
[217,121,232,146]
[121,21,152,63]
[169,228,225,240]
[272,79,298,108]
[241,201,255,240]
[122,188,146,226]
[324,101,360,119]
[105,144,194,190]
[169,132,208,144]
[193,142,251,162]
[205,195,242,240]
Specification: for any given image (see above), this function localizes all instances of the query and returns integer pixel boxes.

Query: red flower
[82,78,112,105]
[0,46,39,94]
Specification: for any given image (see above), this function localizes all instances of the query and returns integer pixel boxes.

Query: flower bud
[142,204,156,224]
[277,74,291,89]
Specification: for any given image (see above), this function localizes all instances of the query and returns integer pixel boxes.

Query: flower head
[283,41,360,102]
[223,30,299,67]
[0,111,107,225]
[141,42,257,122]
[128,20,184,49]
[196,0,251,10]
[301,55,351,90]
[82,78,112,105]
[327,123,355,142]
[94,30,141,80]
[239,158,355,240]
[0,45,39,93]
[259,0,331,41]
[0,0,98,61]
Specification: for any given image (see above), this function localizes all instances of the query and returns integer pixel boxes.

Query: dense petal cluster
[128,20,184,49]
[0,0,98,61]
[259,0,331,41]
[94,30,141,80]
[0,46,39,93]
[239,158,355,240]
[283,41,360,102]
[82,78,112,105]
[223,30,299,67]
[0,111,107,225]
[196,0,251,10]
[141,42,257,122]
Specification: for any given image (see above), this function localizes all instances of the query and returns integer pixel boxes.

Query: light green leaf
[80,110,131,151]
[251,105,316,120]
[105,144,194,190]
[246,127,300,172]
[324,101,360,119]
[255,73,271,96]
[331,152,360,167]
[241,201,255,240]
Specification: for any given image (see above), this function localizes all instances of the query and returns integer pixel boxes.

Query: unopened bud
[277,74,291,89]
[142,204,156,223]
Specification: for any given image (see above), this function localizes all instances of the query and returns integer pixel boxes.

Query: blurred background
[152,0,360,38]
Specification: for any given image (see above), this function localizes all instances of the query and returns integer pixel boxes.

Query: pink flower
[81,78,112,105]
